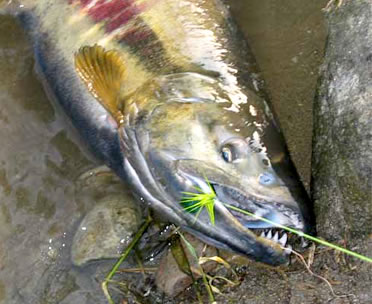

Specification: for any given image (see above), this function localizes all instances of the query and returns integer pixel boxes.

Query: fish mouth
[212,183,302,255]
[213,184,304,230]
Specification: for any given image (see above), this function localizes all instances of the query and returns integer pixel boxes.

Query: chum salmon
[1,0,314,265]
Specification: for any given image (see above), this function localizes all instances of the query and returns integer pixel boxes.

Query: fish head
[119,72,314,265]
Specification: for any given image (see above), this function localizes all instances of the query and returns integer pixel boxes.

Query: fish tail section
[0,0,20,15]
[0,0,34,15]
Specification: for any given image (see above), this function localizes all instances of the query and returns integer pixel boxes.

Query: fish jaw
[119,138,293,265]
[118,131,307,266]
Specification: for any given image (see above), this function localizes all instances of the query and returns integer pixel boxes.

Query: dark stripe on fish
[118,18,181,72]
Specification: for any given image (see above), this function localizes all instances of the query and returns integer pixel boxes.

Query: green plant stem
[102,216,152,304]
[178,232,215,304]
[224,203,372,264]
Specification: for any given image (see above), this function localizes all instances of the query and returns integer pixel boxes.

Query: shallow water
[229,0,328,190]
[0,1,327,303]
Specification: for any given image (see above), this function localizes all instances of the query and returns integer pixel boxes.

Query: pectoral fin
[75,44,126,123]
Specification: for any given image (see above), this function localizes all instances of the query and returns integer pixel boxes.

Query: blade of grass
[224,203,372,264]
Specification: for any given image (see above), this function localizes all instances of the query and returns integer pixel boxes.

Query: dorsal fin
[75,44,126,123]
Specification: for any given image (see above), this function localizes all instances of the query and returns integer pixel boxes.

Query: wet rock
[71,192,142,266]
[155,233,218,297]
[312,0,372,241]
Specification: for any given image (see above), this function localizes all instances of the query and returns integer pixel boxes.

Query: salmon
[1,0,314,265]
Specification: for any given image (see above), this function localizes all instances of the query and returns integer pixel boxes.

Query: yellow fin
[75,44,126,123]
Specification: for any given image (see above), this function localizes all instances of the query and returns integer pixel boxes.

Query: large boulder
[312,0,372,242]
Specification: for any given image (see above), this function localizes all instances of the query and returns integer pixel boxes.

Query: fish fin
[75,44,126,123]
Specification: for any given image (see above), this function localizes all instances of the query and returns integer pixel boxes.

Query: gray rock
[312,0,372,241]
[71,191,142,266]
[310,1,372,303]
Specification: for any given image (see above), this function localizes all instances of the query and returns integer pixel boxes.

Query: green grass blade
[180,183,217,225]
[206,202,215,225]
[224,203,372,264]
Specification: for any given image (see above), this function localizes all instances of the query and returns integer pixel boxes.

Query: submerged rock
[71,169,142,266]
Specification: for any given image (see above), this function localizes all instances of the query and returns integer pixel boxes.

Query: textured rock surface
[309,0,372,302]
[312,0,372,242]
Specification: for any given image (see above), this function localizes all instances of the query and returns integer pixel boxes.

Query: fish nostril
[259,172,275,185]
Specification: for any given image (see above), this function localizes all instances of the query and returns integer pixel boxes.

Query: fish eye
[220,139,247,163]
[221,146,233,162]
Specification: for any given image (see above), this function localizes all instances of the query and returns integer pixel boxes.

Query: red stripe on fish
[88,0,137,23]
[68,0,176,72]
[70,0,153,34]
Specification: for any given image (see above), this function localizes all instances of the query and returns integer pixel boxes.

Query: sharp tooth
[260,231,265,237]
[273,231,279,242]
[279,233,288,246]
[266,230,272,239]
[284,245,292,255]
